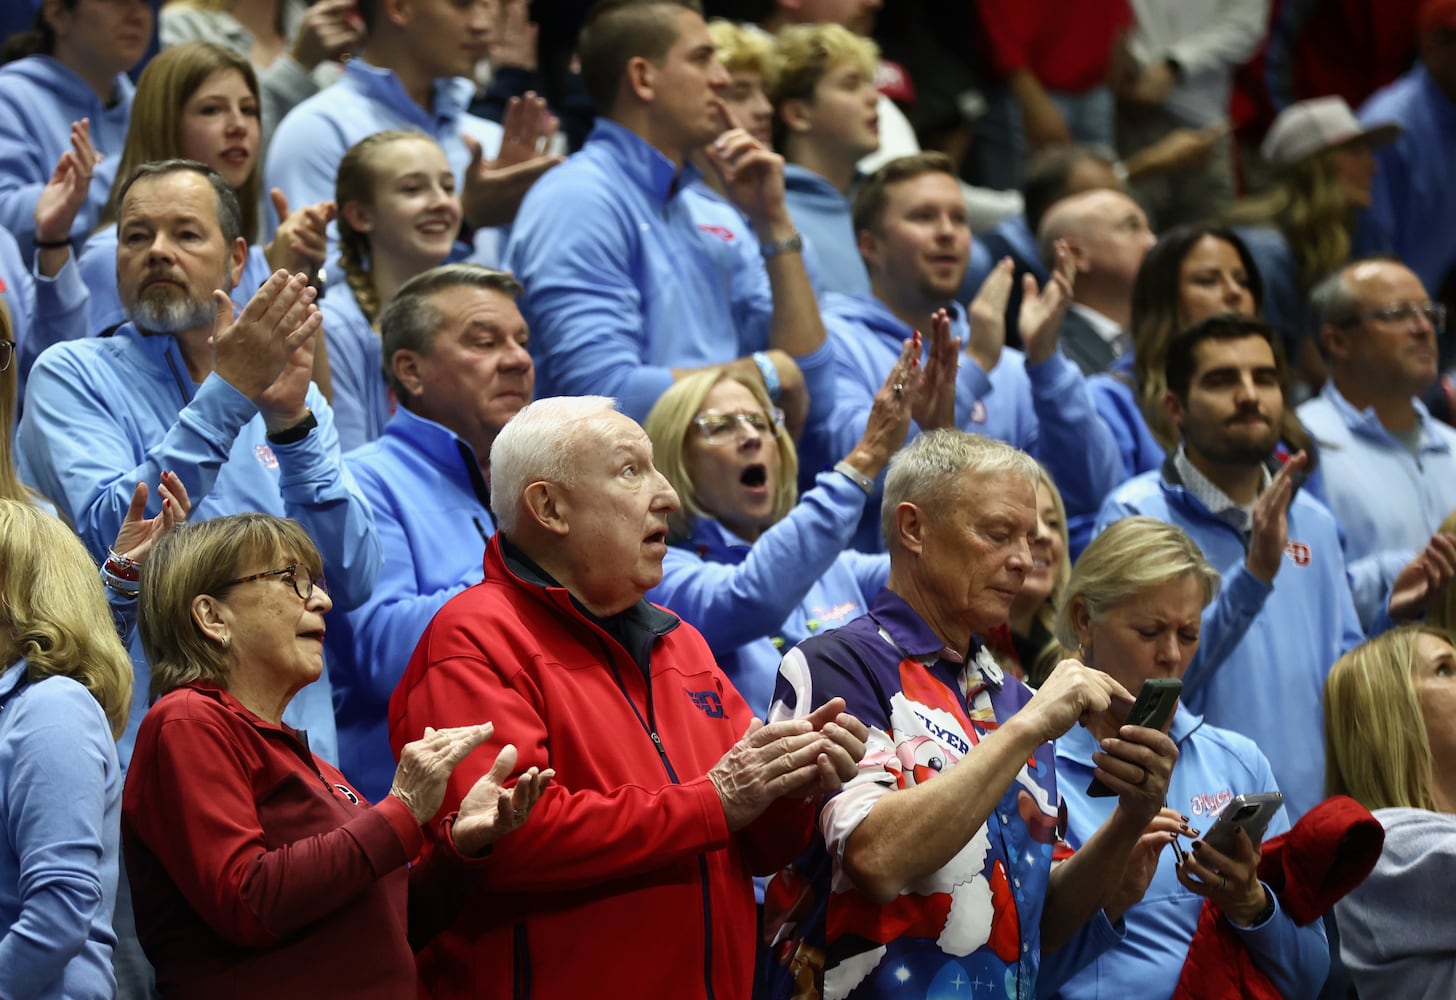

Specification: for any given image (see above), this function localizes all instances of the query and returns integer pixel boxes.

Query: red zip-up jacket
[388,535,816,1000]
[122,684,487,998]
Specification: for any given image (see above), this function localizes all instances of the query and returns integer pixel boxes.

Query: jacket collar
[112,323,200,402]
[826,292,969,343]
[342,58,476,132]
[1319,379,1451,455]
[585,118,702,208]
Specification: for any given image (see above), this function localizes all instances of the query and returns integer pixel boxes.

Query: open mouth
[643,529,668,546]
[417,218,456,235]
[740,464,767,489]
[220,147,251,164]
[299,630,326,642]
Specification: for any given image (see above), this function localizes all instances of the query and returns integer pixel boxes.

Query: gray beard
[127,292,214,334]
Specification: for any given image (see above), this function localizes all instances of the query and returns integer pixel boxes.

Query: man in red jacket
[389,394,868,999]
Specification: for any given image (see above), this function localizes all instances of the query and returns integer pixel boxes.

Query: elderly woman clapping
[122,513,552,998]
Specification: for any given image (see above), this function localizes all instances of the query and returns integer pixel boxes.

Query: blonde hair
[707,18,771,76]
[0,302,45,506]
[98,41,262,241]
[1324,625,1456,811]
[139,514,323,700]
[768,23,878,150]
[0,501,133,739]
[1018,466,1071,687]
[882,430,1039,547]
[335,129,445,327]
[1226,148,1354,295]
[1056,516,1221,651]
[644,368,798,542]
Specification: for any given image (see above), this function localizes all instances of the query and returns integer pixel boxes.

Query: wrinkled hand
[709,715,848,832]
[1103,807,1199,922]
[966,257,1014,373]
[264,189,335,276]
[1092,721,1179,827]
[704,105,789,229]
[1177,826,1270,926]
[111,471,191,564]
[211,270,321,428]
[1021,658,1134,744]
[451,742,556,856]
[1245,451,1307,585]
[34,118,98,247]
[290,0,363,69]
[460,95,563,228]
[490,0,539,71]
[1388,530,1456,620]
[1019,241,1075,366]
[803,697,869,785]
[390,723,495,825]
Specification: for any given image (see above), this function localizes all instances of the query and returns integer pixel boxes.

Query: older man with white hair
[388,395,869,1000]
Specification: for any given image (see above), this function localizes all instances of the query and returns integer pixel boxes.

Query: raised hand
[489,0,539,71]
[1388,529,1456,621]
[460,95,563,228]
[1020,658,1135,745]
[1019,240,1075,365]
[289,0,363,69]
[703,103,789,231]
[1245,451,1307,585]
[34,118,98,251]
[966,257,1014,374]
[913,309,962,431]
[264,189,335,276]
[211,270,321,430]
[451,742,556,856]
[111,471,191,565]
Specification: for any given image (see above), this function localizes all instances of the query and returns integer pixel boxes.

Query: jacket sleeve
[343,467,474,708]
[0,90,47,244]
[1025,350,1123,520]
[390,650,735,893]
[272,385,382,612]
[19,358,260,561]
[505,182,677,422]
[19,251,89,385]
[1182,563,1271,697]
[650,473,867,654]
[126,713,422,948]
[0,683,115,998]
[1160,0,1271,76]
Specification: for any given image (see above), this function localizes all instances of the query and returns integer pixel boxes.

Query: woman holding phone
[1039,517,1328,1000]
[1325,625,1456,998]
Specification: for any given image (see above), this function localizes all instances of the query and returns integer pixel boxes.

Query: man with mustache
[1096,313,1433,821]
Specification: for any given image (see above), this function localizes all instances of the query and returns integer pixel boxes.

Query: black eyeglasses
[1338,301,1447,334]
[223,565,327,602]
[692,408,785,441]
[0,339,13,373]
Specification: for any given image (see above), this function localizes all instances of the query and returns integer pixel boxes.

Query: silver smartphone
[1201,791,1283,855]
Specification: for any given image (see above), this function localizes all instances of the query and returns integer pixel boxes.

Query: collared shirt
[1173,444,1271,538]
[1068,302,1132,356]
[766,588,1068,999]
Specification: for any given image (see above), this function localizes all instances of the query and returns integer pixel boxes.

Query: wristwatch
[267,409,318,445]
[760,232,804,260]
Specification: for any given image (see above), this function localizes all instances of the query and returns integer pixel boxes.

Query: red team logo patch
[1285,541,1311,566]
[698,224,736,242]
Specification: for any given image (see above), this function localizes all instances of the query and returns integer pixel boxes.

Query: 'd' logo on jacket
[687,690,725,718]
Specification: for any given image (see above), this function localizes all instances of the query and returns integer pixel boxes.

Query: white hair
[490,395,618,534]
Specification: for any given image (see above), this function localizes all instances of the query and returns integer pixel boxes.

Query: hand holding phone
[1201,792,1283,856]
[1086,677,1181,798]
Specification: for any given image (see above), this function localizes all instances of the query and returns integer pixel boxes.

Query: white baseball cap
[1260,96,1401,168]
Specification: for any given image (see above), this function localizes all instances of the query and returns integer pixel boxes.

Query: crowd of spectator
[1,0,1455,998]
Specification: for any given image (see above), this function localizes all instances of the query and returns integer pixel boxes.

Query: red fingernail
[164,498,172,508]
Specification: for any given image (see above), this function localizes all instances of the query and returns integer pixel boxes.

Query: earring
[218,634,230,651]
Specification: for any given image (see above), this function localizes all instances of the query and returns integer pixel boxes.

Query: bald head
[1039,189,1155,301]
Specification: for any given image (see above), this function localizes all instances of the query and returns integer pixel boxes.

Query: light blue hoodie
[0,56,132,263]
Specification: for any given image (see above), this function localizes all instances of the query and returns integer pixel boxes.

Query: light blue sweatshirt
[782,164,869,296]
[329,406,491,800]
[319,278,391,453]
[0,662,121,1000]
[822,292,1122,552]
[16,324,383,765]
[0,225,89,396]
[649,470,889,720]
[0,56,132,264]
[1041,706,1328,1000]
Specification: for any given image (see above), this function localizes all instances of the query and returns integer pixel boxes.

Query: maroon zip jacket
[388,534,816,1000]
[122,683,485,998]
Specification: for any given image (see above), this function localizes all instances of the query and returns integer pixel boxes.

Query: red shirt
[976,0,1132,93]
[122,683,482,999]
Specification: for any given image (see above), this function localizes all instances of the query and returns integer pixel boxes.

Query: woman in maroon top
[123,513,553,998]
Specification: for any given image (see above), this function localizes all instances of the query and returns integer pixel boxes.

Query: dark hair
[354,0,381,34]
[379,264,523,404]
[115,159,244,250]
[851,151,957,236]
[2,1,76,62]
[1165,313,1284,399]
[1022,144,1117,238]
[577,0,702,117]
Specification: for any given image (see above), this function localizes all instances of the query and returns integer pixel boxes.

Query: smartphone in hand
[1201,792,1283,856]
[1086,677,1182,798]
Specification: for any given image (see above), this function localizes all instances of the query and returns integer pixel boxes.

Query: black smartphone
[1086,677,1182,798]
[1201,792,1283,855]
